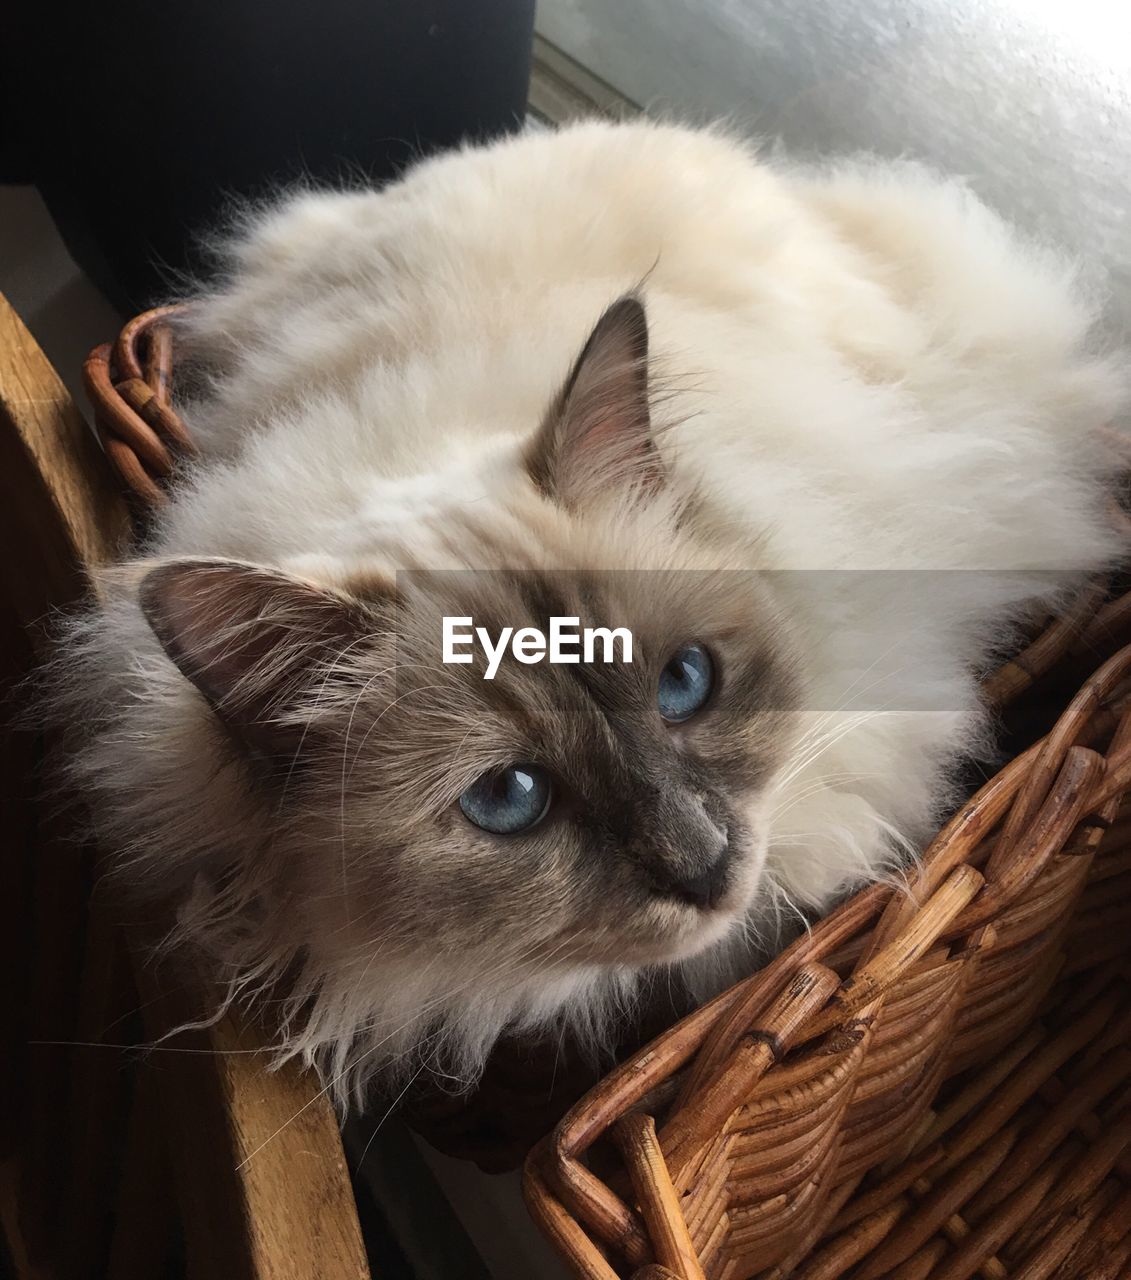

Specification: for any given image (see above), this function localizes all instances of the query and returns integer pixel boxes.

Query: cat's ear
[139,559,377,759]
[527,294,660,506]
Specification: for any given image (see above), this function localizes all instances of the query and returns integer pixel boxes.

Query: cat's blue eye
[459,764,552,834]
[658,644,714,722]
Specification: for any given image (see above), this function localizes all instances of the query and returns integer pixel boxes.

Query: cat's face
[346,558,797,971]
[138,297,800,982]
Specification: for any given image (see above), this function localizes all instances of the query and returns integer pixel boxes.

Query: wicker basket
[88,309,1131,1280]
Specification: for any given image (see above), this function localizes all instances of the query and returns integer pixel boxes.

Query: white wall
[537,0,1131,329]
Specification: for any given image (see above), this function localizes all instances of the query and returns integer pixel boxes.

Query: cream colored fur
[51,121,1128,1099]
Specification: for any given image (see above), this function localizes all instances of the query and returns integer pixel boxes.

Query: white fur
[57,121,1128,1096]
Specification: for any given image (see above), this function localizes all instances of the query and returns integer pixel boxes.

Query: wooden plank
[0,604,37,1163]
[137,960,370,1280]
[0,291,370,1280]
[0,292,123,1272]
[0,294,129,600]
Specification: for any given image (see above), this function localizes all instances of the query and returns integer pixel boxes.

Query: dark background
[4,0,535,311]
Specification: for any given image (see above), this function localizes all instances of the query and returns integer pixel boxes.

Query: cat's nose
[660,838,730,909]
[633,788,732,908]
[666,851,728,908]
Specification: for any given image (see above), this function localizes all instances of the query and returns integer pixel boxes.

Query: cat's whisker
[778,653,920,783]
[235,936,594,1167]
[275,632,379,815]
[338,678,456,921]
[775,710,893,791]
[354,1062,428,1169]
[343,680,457,781]
[816,634,910,711]
[771,771,891,821]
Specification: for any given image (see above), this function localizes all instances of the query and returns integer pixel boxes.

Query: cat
[51,120,1128,1104]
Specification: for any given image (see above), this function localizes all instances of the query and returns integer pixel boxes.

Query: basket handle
[83,305,197,516]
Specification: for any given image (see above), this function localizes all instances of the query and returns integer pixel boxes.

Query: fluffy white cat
[54,120,1127,1100]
